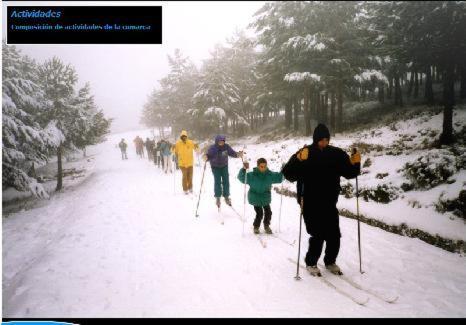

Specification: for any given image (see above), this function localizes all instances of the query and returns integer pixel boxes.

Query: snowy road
[3,131,466,317]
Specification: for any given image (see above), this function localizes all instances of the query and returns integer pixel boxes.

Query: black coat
[281,143,360,238]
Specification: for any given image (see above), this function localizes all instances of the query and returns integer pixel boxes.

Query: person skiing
[205,135,243,207]
[172,130,199,194]
[238,158,283,234]
[134,136,144,158]
[119,138,128,160]
[155,140,163,168]
[145,137,154,161]
[281,123,361,276]
[160,139,173,173]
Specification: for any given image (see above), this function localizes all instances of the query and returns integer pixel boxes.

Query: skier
[134,136,144,158]
[145,137,153,161]
[160,139,173,173]
[118,138,128,160]
[172,130,199,194]
[155,139,163,168]
[281,123,361,276]
[237,158,283,234]
[152,139,160,166]
[205,135,243,207]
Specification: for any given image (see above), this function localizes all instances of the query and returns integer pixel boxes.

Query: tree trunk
[330,92,336,135]
[394,72,403,107]
[28,162,37,178]
[414,70,419,98]
[304,86,311,136]
[440,62,455,145]
[324,93,329,125]
[460,65,466,99]
[293,98,299,131]
[407,70,414,98]
[378,83,385,104]
[285,98,292,128]
[56,144,63,191]
[321,93,327,124]
[425,66,434,105]
[83,147,87,158]
[316,90,322,123]
[337,81,343,132]
[420,72,423,85]
[387,76,393,99]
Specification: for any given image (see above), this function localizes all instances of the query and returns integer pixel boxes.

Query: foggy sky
[2,1,265,133]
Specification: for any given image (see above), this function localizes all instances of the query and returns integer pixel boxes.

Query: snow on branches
[284,72,321,83]
[354,69,389,84]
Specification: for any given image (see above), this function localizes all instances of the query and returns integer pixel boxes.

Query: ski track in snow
[3,131,466,317]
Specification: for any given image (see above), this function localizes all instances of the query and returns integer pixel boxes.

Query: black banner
[6,6,162,44]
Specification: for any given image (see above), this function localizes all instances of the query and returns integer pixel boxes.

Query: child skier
[237,158,283,234]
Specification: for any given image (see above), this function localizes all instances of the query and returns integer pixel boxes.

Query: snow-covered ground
[3,127,466,317]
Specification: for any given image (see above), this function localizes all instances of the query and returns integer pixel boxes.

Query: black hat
[313,123,330,143]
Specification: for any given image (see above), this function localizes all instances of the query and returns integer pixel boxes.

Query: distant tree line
[141,1,466,144]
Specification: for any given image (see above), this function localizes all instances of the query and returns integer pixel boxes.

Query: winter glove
[296,147,309,161]
[203,154,209,162]
[243,162,250,170]
[350,148,361,165]
[237,151,244,158]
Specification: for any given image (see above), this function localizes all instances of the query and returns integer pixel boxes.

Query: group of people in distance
[118,136,176,174]
[118,124,362,276]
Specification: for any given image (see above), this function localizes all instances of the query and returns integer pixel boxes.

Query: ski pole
[241,146,247,237]
[279,162,284,233]
[195,160,208,218]
[353,148,364,274]
[295,185,304,281]
[173,136,177,194]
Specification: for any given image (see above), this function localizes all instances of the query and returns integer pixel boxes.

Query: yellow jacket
[173,139,199,168]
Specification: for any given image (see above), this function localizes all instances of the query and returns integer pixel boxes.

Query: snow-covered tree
[70,83,112,156]
[192,44,240,136]
[2,43,54,198]
[37,57,79,191]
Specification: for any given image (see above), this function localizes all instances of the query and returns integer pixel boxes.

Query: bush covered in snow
[350,141,384,154]
[401,151,460,190]
[359,184,399,204]
[340,182,354,199]
[436,190,466,220]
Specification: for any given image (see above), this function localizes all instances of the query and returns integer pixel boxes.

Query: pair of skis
[288,258,398,306]
[224,204,295,248]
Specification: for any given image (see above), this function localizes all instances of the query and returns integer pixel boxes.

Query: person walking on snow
[160,139,174,173]
[145,137,154,161]
[155,140,163,168]
[119,138,128,160]
[205,135,243,208]
[172,130,199,194]
[134,136,144,158]
[281,123,361,276]
[238,158,283,234]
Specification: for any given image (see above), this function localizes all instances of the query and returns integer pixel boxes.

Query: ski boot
[224,196,232,206]
[326,263,343,275]
[216,197,221,208]
[264,225,273,234]
[253,227,260,234]
[306,265,322,277]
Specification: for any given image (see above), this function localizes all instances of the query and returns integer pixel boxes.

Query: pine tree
[2,43,52,198]
[37,57,78,191]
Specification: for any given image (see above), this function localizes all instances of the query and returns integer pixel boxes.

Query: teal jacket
[237,167,283,207]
